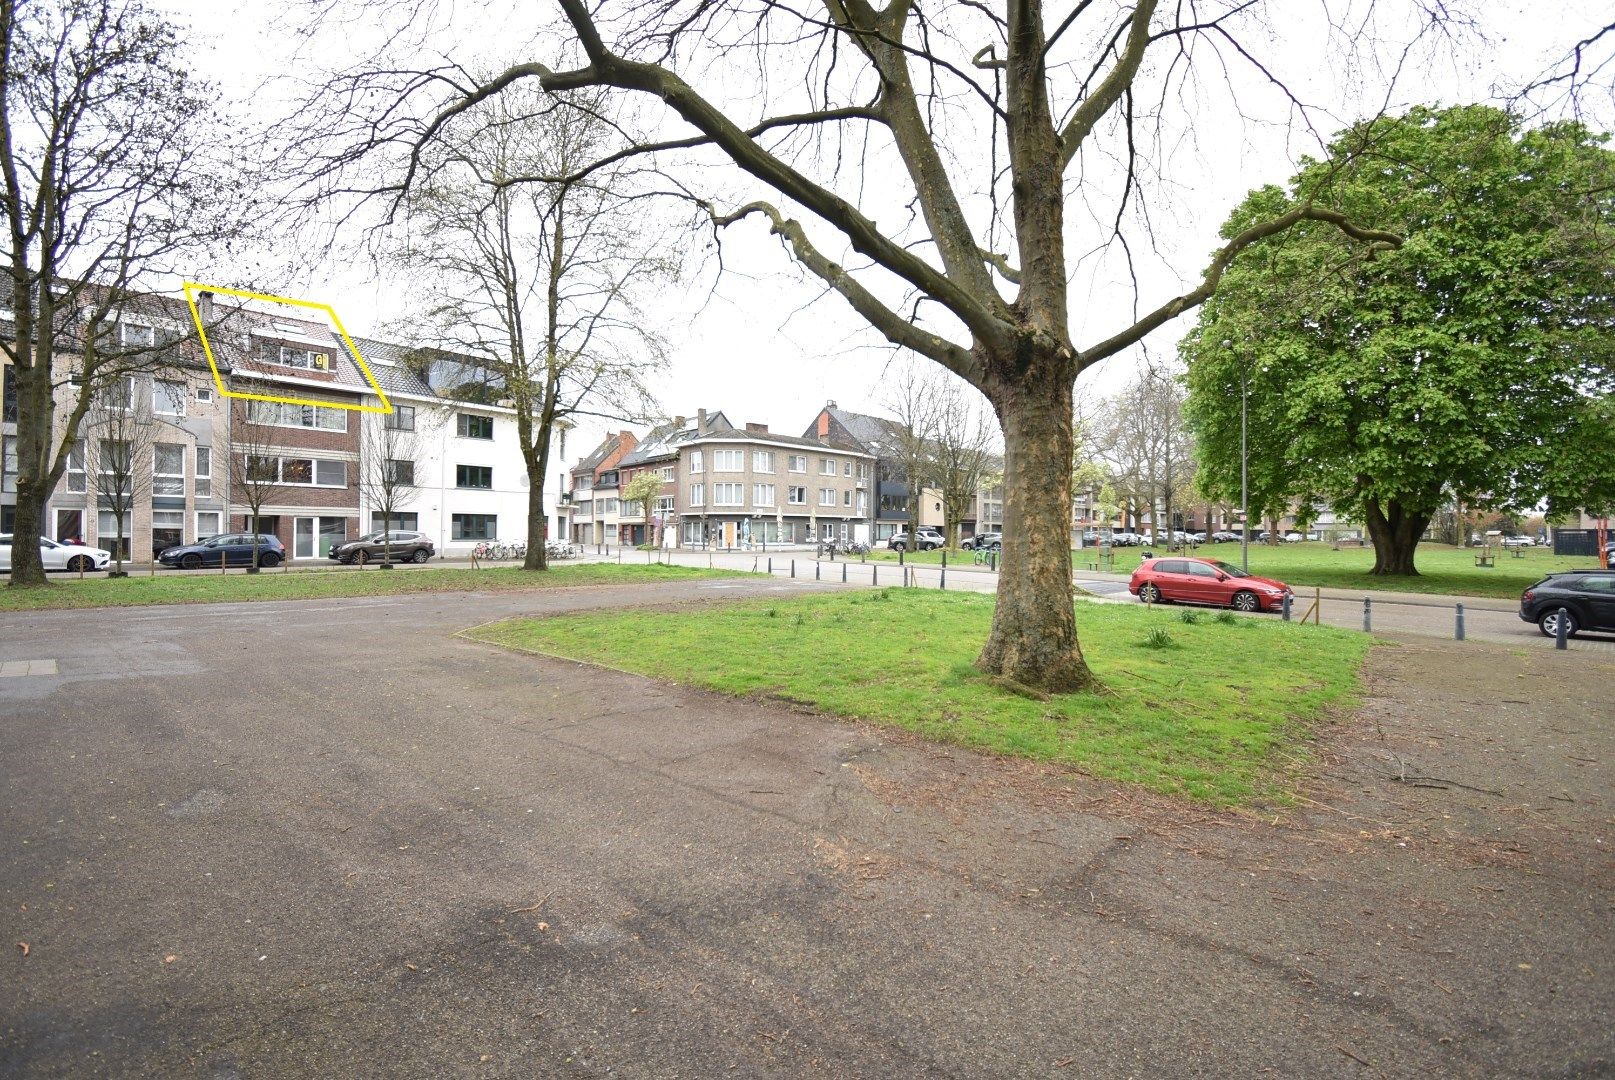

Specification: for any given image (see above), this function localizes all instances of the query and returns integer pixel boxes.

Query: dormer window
[120,323,155,348]
[265,344,330,370]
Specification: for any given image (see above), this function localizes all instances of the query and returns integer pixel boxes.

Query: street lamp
[1223,338,1250,573]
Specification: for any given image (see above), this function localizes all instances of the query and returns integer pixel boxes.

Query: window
[246,455,279,482]
[599,498,619,515]
[267,345,329,370]
[621,500,644,518]
[151,509,184,550]
[820,458,837,475]
[752,451,775,473]
[689,483,705,506]
[787,486,806,505]
[653,495,675,514]
[712,482,743,506]
[1186,562,1219,578]
[712,449,744,471]
[858,462,870,480]
[753,483,775,507]
[154,380,186,416]
[246,456,345,486]
[1,435,14,495]
[194,446,211,498]
[196,386,214,403]
[104,376,134,411]
[98,439,131,495]
[843,461,852,477]
[314,460,346,487]
[451,513,497,541]
[456,464,492,489]
[457,413,493,439]
[153,443,184,496]
[247,399,346,432]
[688,450,704,473]
[385,459,414,486]
[819,488,837,506]
[120,322,155,347]
[282,458,314,485]
[97,510,130,559]
[2,366,16,423]
[659,464,676,481]
[385,405,416,431]
[788,455,807,473]
[371,511,419,532]
[196,511,222,538]
[843,490,852,507]
[856,491,868,512]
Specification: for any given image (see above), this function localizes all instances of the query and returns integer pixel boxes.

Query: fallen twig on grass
[1388,774,1503,796]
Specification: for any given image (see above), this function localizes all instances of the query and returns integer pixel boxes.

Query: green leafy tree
[622,471,665,546]
[1183,105,1615,576]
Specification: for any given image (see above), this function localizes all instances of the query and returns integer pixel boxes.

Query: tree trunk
[519,413,551,571]
[1364,498,1428,575]
[978,370,1095,693]
[8,479,48,587]
[522,481,549,571]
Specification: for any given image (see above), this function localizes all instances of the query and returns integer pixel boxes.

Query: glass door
[318,517,345,557]
[294,517,315,559]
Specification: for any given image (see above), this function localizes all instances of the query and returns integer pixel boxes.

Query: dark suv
[158,533,285,569]
[1519,570,1615,638]
[331,531,435,564]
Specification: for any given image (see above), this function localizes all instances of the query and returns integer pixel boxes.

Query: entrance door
[295,517,315,559]
[55,509,83,543]
[722,521,736,549]
[296,516,347,558]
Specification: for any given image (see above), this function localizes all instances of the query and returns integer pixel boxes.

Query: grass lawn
[467,589,1372,806]
[1096,542,1595,600]
[0,563,740,612]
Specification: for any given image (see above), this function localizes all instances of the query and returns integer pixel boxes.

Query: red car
[1128,556,1293,613]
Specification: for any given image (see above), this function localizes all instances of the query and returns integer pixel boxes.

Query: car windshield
[1204,560,1249,578]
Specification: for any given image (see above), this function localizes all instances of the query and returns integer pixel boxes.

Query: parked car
[0,534,113,573]
[1283,532,1305,543]
[1211,530,1241,543]
[888,527,945,552]
[1129,556,1294,613]
[330,530,435,564]
[962,531,1001,551]
[1501,535,1535,549]
[1518,569,1615,638]
[157,533,286,569]
[1108,531,1140,547]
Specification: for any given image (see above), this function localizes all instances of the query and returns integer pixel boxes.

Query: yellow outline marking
[182,281,392,413]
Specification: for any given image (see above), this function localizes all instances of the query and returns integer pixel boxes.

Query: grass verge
[0,563,740,612]
[467,589,1372,806]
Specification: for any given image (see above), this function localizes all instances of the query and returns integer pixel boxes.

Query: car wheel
[354,549,368,566]
[411,548,429,563]
[181,553,202,570]
[892,542,906,551]
[989,542,1001,552]
[1231,590,1260,613]
[1538,608,1578,639]
[259,552,281,568]
[1139,583,1162,604]
[67,555,91,572]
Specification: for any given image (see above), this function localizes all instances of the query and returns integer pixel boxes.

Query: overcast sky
[154,1,1611,469]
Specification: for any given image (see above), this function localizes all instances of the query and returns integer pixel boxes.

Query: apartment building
[567,429,638,546]
[615,415,705,547]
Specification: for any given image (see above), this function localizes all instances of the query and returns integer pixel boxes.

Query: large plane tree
[310,2,1441,692]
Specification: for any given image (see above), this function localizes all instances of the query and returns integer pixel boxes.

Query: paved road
[590,547,1615,652]
[2,581,1610,1077]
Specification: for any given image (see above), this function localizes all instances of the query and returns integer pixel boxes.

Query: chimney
[674,415,685,430]
[198,290,215,325]
[697,408,707,434]
[817,411,830,438]
[745,422,768,434]
[827,399,837,408]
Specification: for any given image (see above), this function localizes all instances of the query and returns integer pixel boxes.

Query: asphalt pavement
[2,578,1610,1077]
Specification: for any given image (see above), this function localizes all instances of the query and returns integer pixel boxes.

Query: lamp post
[1224,338,1250,573]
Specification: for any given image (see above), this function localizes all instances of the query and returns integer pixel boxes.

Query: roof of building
[617,409,730,466]
[347,336,437,397]
[691,421,868,455]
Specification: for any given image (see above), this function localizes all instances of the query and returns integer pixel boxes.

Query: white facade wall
[358,393,566,556]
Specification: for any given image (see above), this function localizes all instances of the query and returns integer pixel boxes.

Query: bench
[1332,538,1366,550]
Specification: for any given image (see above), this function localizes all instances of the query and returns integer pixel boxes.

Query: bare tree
[1090,368,1195,548]
[1,0,246,587]
[297,4,1446,691]
[357,409,430,566]
[83,377,163,576]
[931,378,999,549]
[228,408,292,572]
[391,84,670,571]
[880,363,943,549]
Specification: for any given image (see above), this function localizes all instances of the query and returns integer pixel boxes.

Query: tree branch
[1060,0,1158,168]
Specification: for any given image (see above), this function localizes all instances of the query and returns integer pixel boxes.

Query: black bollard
[1455,603,1465,641]
[1555,607,1569,650]
[1363,597,1372,633]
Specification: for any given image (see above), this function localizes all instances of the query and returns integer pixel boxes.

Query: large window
[753,483,775,507]
[689,483,705,506]
[151,510,184,556]
[385,459,415,486]
[712,482,743,506]
[787,486,806,505]
[385,404,416,431]
[820,457,838,475]
[2,366,15,423]
[154,380,186,417]
[452,513,496,540]
[819,487,837,506]
[752,450,775,473]
[456,464,492,489]
[196,511,222,538]
[857,462,870,480]
[457,413,493,439]
[598,498,619,515]
[244,456,347,487]
[98,440,131,495]
[653,495,675,514]
[153,443,185,496]
[248,399,347,432]
[65,440,85,493]
[194,446,211,498]
[371,511,419,531]
[688,450,704,474]
[315,460,346,486]
[120,322,155,347]
[97,510,130,560]
[712,449,744,471]
[104,376,134,411]
[1,435,14,495]
[266,344,329,370]
[659,464,676,481]
[788,455,807,472]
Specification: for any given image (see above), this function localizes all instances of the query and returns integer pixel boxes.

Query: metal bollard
[791,559,796,578]
[1455,603,1465,641]
[815,561,821,581]
[1281,595,1292,621]
[1363,597,1372,633]
[842,562,847,583]
[873,564,878,587]
[768,557,772,575]
[940,562,946,589]
[1555,607,1569,650]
